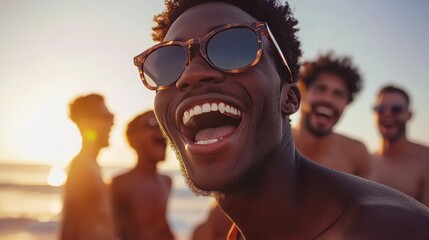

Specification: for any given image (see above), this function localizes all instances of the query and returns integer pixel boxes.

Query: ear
[406,109,413,121]
[281,83,300,115]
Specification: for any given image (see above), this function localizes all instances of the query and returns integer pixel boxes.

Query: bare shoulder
[337,196,429,239]
[333,133,370,168]
[111,171,135,193]
[411,142,429,161]
[333,133,367,151]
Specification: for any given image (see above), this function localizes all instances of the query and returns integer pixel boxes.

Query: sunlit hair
[377,84,410,106]
[299,51,363,103]
[69,93,105,123]
[152,0,301,83]
[126,111,153,148]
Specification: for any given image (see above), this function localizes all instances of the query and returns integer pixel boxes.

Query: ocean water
[0,163,212,240]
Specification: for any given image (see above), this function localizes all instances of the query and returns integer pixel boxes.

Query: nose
[175,48,223,91]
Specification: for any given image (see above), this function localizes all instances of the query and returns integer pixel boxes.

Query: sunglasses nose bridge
[186,38,207,65]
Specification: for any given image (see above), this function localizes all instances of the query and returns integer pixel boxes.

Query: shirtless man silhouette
[370,85,429,207]
[294,53,370,177]
[60,93,116,240]
[134,1,429,239]
[111,111,174,240]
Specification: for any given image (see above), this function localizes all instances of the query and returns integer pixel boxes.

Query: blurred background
[0,0,428,239]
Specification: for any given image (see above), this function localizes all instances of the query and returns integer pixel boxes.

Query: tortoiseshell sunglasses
[133,22,293,91]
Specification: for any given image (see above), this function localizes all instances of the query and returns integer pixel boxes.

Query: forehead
[377,92,407,104]
[165,2,257,41]
[311,72,347,91]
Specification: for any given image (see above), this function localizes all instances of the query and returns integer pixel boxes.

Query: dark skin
[111,111,174,240]
[191,202,232,240]
[152,2,429,239]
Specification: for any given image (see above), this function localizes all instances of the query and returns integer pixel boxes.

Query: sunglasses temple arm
[264,25,294,83]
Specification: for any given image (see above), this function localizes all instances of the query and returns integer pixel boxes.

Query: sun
[47,166,67,186]
[13,108,82,167]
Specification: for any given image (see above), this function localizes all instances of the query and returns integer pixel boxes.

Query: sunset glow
[47,166,67,187]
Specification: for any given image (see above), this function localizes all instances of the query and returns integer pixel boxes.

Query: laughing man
[133,0,429,239]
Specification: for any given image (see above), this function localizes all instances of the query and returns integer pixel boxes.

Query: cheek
[336,101,348,113]
[154,92,177,139]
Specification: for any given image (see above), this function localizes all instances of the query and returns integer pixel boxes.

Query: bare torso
[192,202,232,240]
[370,142,429,206]
[61,157,116,240]
[227,155,429,240]
[294,129,370,178]
[111,170,174,240]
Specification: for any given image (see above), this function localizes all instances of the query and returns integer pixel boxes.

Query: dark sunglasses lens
[143,45,186,88]
[207,28,258,71]
[373,105,383,113]
[391,105,404,114]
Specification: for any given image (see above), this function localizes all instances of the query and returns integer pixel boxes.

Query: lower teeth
[195,138,219,145]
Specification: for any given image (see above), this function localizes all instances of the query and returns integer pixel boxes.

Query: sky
[1,0,428,170]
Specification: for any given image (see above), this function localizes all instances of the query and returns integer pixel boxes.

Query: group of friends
[60,0,429,239]
[60,97,174,240]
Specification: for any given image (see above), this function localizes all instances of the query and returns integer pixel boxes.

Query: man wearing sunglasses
[370,85,429,207]
[293,53,371,178]
[111,111,174,240]
[135,0,429,239]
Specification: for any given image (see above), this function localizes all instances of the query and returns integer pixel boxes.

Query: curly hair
[151,0,301,83]
[299,52,363,103]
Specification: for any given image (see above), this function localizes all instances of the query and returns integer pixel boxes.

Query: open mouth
[314,105,335,119]
[181,102,242,145]
[154,137,167,146]
[380,120,397,130]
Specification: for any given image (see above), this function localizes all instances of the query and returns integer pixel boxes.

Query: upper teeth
[183,102,241,125]
[316,106,334,117]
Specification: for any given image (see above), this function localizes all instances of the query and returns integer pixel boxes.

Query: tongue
[195,125,236,142]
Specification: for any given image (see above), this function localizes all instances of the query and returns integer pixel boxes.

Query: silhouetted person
[191,201,232,240]
[294,52,370,178]
[111,110,174,240]
[60,93,116,240]
[370,85,429,206]
[133,0,429,239]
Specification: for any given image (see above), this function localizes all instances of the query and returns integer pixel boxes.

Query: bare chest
[307,147,357,175]
[370,158,424,198]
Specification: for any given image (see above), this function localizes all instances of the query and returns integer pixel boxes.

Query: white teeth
[182,102,242,125]
[315,106,334,117]
[202,103,211,113]
[219,103,225,113]
[195,138,219,145]
[194,105,202,115]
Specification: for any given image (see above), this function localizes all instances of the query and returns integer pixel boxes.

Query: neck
[217,131,304,239]
[379,135,410,157]
[294,121,333,158]
[78,143,101,162]
[134,153,158,176]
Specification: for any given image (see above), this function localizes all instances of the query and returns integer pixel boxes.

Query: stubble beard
[383,122,407,143]
[303,113,333,138]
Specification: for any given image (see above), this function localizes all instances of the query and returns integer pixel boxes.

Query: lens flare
[47,166,67,186]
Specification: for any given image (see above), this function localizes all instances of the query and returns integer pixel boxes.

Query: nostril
[200,77,217,84]
[179,82,191,90]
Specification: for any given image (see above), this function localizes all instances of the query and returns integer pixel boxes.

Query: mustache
[180,86,245,103]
